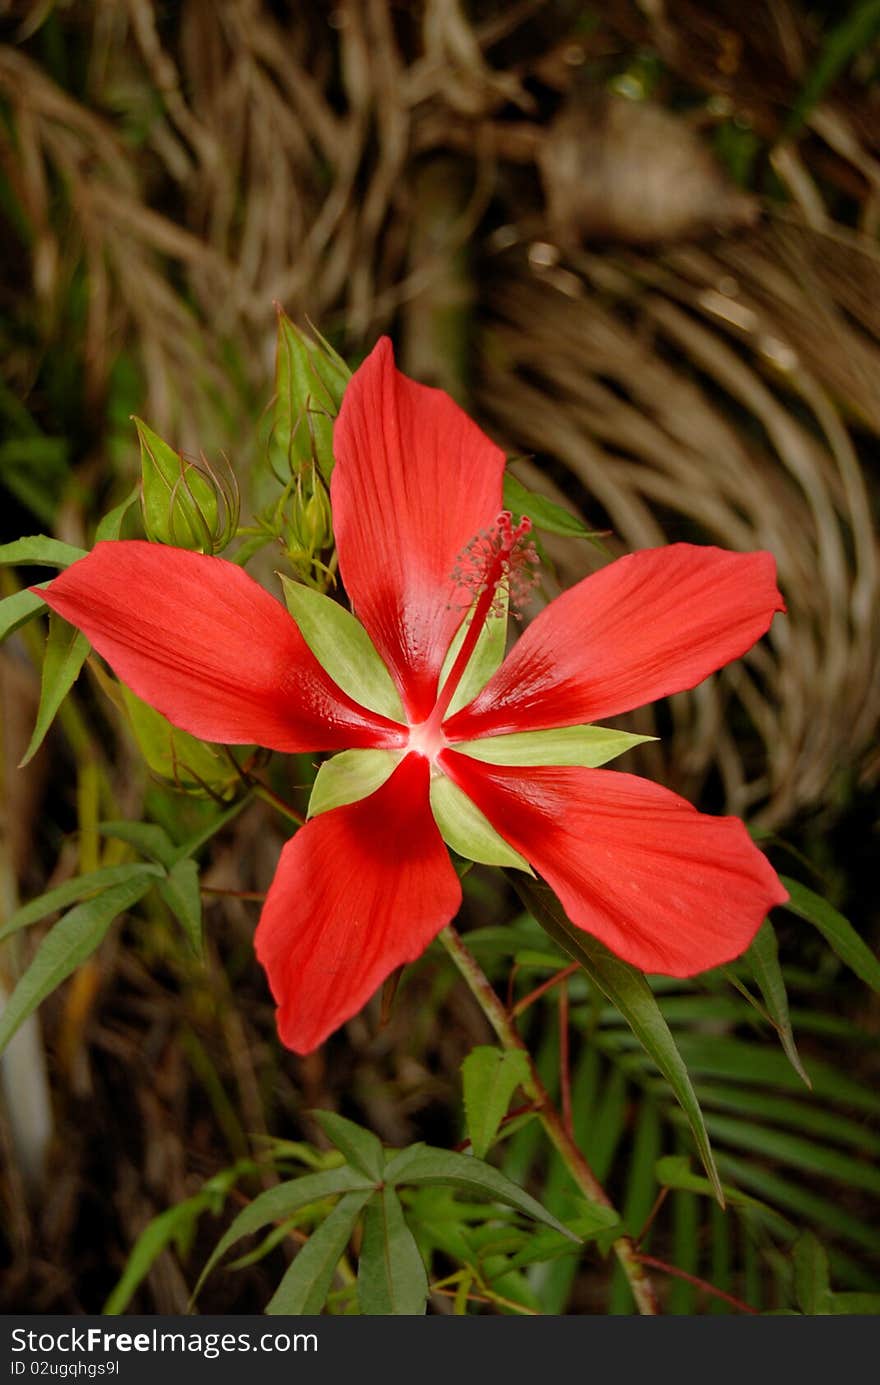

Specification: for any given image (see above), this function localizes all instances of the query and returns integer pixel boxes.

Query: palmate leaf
[312,1110,385,1180]
[514,875,723,1202]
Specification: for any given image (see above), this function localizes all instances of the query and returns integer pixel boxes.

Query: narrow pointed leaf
[158,858,203,954]
[794,1232,832,1315]
[0,584,47,642]
[265,1189,372,1315]
[0,863,164,943]
[453,724,654,768]
[430,776,532,872]
[461,1047,530,1158]
[782,877,880,993]
[97,820,177,870]
[0,536,87,568]
[312,1111,385,1180]
[95,487,139,542]
[384,1145,575,1238]
[746,920,811,1087]
[194,1165,375,1297]
[308,749,401,817]
[280,577,405,722]
[358,1187,428,1315]
[0,874,156,1055]
[104,1194,207,1314]
[515,874,723,1204]
[20,612,89,765]
[503,473,596,540]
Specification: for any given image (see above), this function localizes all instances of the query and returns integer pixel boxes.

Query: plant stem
[439,924,660,1316]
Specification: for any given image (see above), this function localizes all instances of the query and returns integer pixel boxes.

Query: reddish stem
[633,1254,759,1315]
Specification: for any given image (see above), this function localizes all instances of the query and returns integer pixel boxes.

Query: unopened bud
[135,418,240,555]
[272,307,351,482]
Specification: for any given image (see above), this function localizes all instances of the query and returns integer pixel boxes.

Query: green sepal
[308,749,402,817]
[454,723,654,768]
[273,310,351,482]
[438,587,508,718]
[429,775,532,873]
[280,576,405,722]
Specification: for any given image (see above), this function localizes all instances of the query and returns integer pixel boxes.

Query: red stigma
[451,510,540,617]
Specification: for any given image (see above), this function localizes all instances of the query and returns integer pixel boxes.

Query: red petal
[444,545,784,740]
[332,338,505,722]
[440,750,788,976]
[254,754,461,1053]
[42,542,404,752]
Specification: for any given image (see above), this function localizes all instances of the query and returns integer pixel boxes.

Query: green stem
[439,924,660,1316]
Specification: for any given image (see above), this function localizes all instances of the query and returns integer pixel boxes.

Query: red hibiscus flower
[41,339,787,1053]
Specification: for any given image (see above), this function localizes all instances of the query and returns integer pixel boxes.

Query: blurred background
[1,0,878,1314]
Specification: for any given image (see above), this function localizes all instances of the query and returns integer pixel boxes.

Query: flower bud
[272,307,350,482]
[135,418,240,554]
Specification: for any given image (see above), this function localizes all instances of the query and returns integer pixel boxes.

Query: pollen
[451,510,540,618]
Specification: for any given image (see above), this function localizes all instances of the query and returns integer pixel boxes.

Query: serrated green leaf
[782,877,880,993]
[515,875,723,1204]
[794,1232,831,1315]
[0,874,156,1055]
[453,724,654,768]
[746,920,811,1087]
[308,749,402,817]
[312,1111,385,1180]
[439,588,508,718]
[503,472,595,539]
[0,536,87,568]
[505,1206,620,1272]
[19,612,89,765]
[0,863,164,943]
[0,584,47,643]
[280,577,405,722]
[266,1188,372,1315]
[357,1186,428,1315]
[430,776,532,872]
[159,858,203,955]
[385,1145,575,1239]
[95,487,139,542]
[119,684,234,793]
[461,1047,530,1158]
[194,1165,375,1298]
[97,820,177,870]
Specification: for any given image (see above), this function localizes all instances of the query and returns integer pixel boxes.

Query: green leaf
[266,1188,372,1315]
[0,874,156,1055]
[782,877,880,993]
[0,536,87,568]
[0,584,47,643]
[194,1165,375,1298]
[745,920,811,1087]
[438,587,508,718]
[119,684,235,793]
[823,1292,880,1315]
[453,724,654,768]
[311,1111,385,1180]
[0,863,164,943]
[700,1112,880,1198]
[158,858,203,955]
[274,311,350,482]
[515,875,723,1204]
[461,1047,530,1158]
[794,1232,832,1315]
[280,577,405,722]
[430,776,532,872]
[654,1155,790,1228]
[308,749,402,817]
[97,820,177,870]
[504,1207,620,1272]
[95,487,139,542]
[503,472,596,540]
[104,1194,207,1314]
[19,612,89,765]
[358,1187,428,1315]
[384,1144,576,1239]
